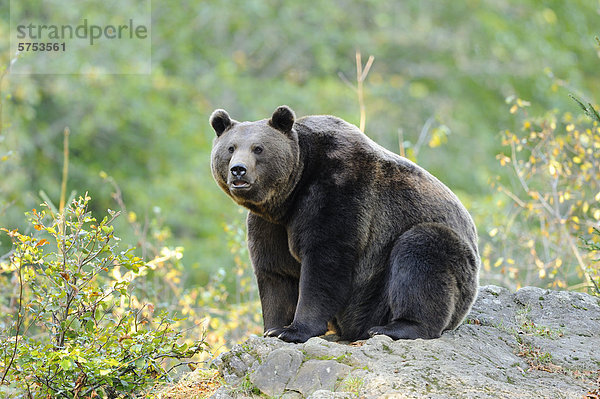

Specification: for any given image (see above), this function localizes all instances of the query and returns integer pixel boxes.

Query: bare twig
[165,360,201,374]
[355,51,374,132]
[397,128,406,157]
[414,117,435,158]
[0,251,25,384]
[59,127,70,216]
[0,59,11,137]
[498,186,528,208]
[564,228,598,294]
[338,51,374,133]
[103,174,152,259]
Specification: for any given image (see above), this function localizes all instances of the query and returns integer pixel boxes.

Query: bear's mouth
[230,179,251,190]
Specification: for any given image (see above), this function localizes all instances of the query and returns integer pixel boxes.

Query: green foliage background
[1,1,599,304]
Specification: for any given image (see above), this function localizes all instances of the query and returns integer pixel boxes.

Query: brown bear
[210,105,479,343]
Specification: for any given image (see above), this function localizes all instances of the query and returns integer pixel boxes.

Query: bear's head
[210,105,301,214]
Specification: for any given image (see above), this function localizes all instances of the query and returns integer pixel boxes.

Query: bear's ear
[269,105,295,133]
[210,109,234,137]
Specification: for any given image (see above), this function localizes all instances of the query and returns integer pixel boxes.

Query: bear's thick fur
[210,106,480,343]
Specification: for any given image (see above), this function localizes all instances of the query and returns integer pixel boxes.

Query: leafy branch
[0,196,205,397]
[569,94,600,124]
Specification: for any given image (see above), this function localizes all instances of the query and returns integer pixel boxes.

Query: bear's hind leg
[369,223,477,340]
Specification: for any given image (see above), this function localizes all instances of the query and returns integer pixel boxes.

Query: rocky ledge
[210,286,600,398]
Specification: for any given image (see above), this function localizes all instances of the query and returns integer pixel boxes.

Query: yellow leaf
[542,8,557,24]
[510,105,518,114]
[581,162,591,172]
[494,257,504,267]
[128,211,137,223]
[580,134,590,146]
[112,267,122,281]
[531,130,540,140]
[497,155,511,166]
[428,135,441,148]
[488,228,498,237]
[549,164,556,175]
[538,269,547,279]
[483,258,491,272]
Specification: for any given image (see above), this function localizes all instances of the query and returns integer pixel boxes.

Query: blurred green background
[1,0,599,290]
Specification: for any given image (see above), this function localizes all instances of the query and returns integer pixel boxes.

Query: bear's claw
[264,327,285,338]
[264,325,312,343]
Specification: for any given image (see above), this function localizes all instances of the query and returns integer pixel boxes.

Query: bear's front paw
[264,325,314,343]
[264,327,286,338]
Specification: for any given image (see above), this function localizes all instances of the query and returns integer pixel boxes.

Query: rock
[209,388,234,399]
[302,337,352,360]
[309,390,355,399]
[212,334,286,384]
[286,359,351,395]
[250,348,304,396]
[211,286,600,398]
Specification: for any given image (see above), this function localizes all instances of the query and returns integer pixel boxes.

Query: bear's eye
[253,146,263,154]
[228,146,234,153]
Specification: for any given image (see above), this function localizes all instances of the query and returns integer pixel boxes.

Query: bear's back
[293,115,478,255]
[295,114,425,178]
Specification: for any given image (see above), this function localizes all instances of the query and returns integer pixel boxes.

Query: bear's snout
[228,162,253,191]
[230,163,247,178]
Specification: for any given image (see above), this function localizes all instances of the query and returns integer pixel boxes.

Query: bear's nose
[230,163,247,178]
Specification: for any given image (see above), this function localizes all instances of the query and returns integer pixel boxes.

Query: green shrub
[487,97,600,293]
[582,227,600,293]
[99,174,262,356]
[0,194,204,398]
